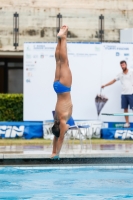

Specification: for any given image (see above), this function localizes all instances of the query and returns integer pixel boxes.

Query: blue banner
[0,122,43,139]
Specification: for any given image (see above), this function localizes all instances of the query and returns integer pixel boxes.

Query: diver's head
[52,120,60,138]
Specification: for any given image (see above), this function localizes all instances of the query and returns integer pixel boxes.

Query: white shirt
[115,70,133,94]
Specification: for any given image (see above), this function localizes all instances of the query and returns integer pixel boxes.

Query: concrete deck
[0,143,133,165]
[0,143,133,158]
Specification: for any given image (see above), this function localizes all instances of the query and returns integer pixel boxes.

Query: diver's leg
[54,39,61,82]
[58,26,72,87]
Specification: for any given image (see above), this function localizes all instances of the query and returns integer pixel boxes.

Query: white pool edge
[0,165,133,170]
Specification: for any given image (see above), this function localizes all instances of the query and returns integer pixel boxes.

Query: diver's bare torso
[55,92,73,122]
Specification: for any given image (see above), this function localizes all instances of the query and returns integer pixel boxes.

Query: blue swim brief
[53,81,71,94]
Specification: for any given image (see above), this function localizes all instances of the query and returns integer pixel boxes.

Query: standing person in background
[51,25,73,159]
[101,60,133,128]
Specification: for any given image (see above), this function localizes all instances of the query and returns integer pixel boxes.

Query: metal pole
[99,14,104,43]
[101,16,102,42]
[13,12,19,50]
[56,13,62,34]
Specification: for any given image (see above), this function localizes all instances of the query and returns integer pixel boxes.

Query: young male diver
[50,25,73,160]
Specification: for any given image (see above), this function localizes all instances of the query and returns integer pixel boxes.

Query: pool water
[0,167,133,200]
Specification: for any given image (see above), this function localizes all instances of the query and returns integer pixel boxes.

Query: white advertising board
[24,42,133,122]
[24,43,56,121]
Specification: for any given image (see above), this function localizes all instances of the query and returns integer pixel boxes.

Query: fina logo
[116,52,120,56]
[115,130,133,140]
[0,126,24,138]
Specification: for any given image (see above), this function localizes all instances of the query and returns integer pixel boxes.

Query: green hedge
[0,94,23,121]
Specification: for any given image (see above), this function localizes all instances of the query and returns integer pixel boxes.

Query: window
[0,58,23,93]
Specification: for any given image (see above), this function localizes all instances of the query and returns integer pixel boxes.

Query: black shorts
[121,94,133,109]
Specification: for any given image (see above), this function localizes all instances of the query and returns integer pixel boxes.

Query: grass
[0,138,133,145]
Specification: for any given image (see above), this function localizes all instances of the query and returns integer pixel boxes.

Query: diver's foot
[50,153,56,158]
[57,25,68,38]
[50,154,60,160]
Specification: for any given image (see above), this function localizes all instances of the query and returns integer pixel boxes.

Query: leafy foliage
[0,94,23,121]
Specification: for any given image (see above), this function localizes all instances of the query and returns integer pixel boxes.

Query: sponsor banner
[0,126,24,138]
[115,130,133,140]
[0,122,43,139]
[101,128,133,140]
[107,122,133,128]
